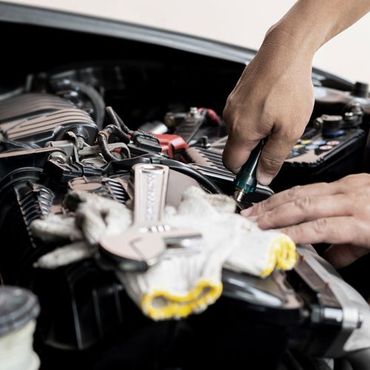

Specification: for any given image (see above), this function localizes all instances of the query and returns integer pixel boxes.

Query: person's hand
[242,174,370,268]
[222,0,370,185]
[222,29,315,185]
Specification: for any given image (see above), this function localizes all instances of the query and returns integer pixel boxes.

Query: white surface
[3,0,370,84]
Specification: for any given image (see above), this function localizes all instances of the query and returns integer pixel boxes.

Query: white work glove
[31,187,296,320]
[119,187,296,320]
[31,191,132,268]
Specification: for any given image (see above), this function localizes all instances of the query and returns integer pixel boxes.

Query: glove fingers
[104,208,132,236]
[34,241,92,269]
[76,203,108,245]
[205,193,236,214]
[31,215,82,242]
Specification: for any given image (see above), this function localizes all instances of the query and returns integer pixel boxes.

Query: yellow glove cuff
[260,235,297,277]
[141,279,222,320]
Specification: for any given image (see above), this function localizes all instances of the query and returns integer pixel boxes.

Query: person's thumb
[222,131,260,174]
[256,130,298,185]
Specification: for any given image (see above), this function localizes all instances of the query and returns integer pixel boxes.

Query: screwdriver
[234,141,264,203]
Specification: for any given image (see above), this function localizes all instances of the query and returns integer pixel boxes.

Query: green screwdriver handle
[234,141,264,202]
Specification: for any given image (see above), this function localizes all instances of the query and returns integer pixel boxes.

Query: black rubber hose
[161,158,222,194]
[112,155,221,193]
[73,81,106,129]
[105,106,132,135]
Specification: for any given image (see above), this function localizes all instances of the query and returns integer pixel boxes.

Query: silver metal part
[296,245,370,357]
[133,164,169,226]
[139,121,168,135]
[99,164,202,270]
[48,151,68,164]
[234,189,246,204]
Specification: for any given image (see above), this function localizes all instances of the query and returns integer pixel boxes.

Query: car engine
[1,21,370,370]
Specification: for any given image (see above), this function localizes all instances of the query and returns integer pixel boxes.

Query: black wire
[116,113,133,135]
[105,106,132,135]
[97,132,118,162]
[109,154,221,193]
[97,124,131,162]
[161,158,222,194]
[111,155,152,170]
[101,107,220,192]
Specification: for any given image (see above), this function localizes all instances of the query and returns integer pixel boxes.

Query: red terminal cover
[155,134,189,158]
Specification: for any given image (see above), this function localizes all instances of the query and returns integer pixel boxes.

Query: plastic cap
[0,286,39,337]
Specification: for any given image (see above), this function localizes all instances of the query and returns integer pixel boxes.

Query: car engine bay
[1,19,370,370]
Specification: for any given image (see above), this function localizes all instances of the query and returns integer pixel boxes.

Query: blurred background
[5,0,370,83]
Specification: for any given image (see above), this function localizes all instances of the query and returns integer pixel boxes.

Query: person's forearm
[265,0,370,57]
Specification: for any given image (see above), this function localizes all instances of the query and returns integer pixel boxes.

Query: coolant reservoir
[0,287,40,370]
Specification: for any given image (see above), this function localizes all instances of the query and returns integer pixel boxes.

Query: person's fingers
[336,173,370,189]
[256,128,299,185]
[243,181,339,217]
[255,193,353,230]
[279,216,359,245]
[324,244,370,269]
[222,133,260,174]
